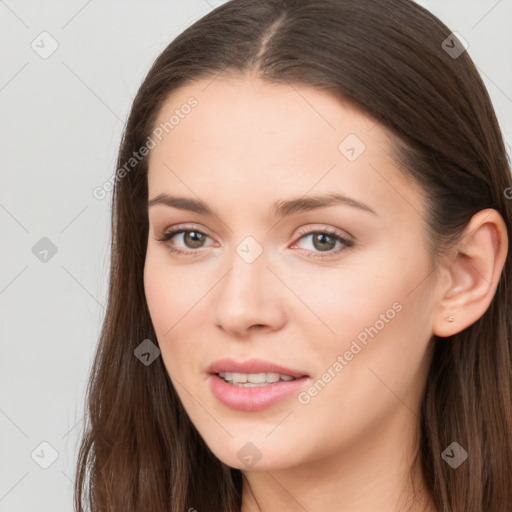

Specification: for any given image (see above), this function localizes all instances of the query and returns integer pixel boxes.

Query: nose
[213,244,287,338]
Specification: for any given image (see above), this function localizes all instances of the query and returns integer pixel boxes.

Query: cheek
[144,254,171,331]
[291,297,433,461]
[144,249,201,330]
[284,246,421,348]
[294,243,435,405]
[143,251,208,376]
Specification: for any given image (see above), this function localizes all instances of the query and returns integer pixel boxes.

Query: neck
[240,410,437,512]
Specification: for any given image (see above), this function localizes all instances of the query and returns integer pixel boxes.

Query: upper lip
[207,358,309,378]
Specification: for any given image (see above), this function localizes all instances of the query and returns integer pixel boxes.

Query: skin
[143,74,508,512]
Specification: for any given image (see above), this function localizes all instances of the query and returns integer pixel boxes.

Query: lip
[208,374,310,412]
[206,358,309,379]
[206,358,310,412]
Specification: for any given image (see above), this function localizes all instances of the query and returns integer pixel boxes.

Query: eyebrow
[148,192,377,217]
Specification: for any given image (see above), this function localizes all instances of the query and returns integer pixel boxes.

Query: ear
[433,208,508,337]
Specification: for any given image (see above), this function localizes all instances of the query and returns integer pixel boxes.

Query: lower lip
[208,374,309,412]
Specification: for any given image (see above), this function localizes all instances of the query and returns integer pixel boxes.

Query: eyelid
[154,223,215,247]
[156,223,212,238]
[155,223,354,258]
[156,223,353,241]
[293,224,353,243]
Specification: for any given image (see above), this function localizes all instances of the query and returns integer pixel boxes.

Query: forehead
[146,75,425,222]
[149,75,380,164]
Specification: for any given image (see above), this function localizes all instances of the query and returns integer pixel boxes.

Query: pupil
[314,233,334,251]
[185,231,204,248]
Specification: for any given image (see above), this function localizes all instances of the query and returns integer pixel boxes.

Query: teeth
[218,371,297,386]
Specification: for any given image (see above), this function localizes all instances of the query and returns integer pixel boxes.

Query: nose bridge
[221,235,269,307]
[213,233,285,333]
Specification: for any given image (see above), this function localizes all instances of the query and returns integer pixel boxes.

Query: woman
[75,1,512,510]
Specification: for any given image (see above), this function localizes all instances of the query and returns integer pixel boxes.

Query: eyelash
[154,224,354,259]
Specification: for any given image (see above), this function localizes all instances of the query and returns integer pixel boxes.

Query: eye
[154,225,213,256]
[154,225,354,259]
[291,228,353,258]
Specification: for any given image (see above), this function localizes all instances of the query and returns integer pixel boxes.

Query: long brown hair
[74,1,512,510]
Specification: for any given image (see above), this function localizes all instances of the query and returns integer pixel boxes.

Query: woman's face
[144,75,440,471]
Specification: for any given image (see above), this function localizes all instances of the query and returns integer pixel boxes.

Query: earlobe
[433,208,508,338]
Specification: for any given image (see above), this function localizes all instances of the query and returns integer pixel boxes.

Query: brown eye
[182,231,207,249]
[293,228,354,259]
[311,232,337,252]
[155,227,213,256]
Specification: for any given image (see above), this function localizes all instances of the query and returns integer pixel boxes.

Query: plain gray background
[1,1,511,510]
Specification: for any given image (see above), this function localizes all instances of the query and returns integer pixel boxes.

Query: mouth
[206,358,310,411]
[216,371,298,387]
[207,357,309,380]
